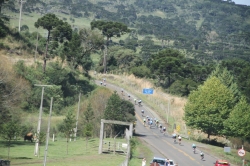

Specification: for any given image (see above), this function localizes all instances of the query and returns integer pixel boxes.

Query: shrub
[131,65,151,78]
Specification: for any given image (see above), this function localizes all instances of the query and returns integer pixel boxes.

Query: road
[96,80,218,166]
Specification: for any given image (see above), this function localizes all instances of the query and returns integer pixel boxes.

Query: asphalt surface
[96,80,218,166]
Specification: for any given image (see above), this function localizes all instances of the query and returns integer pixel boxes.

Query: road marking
[136,113,196,161]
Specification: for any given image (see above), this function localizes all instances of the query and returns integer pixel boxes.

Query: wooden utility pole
[43,97,53,166]
[18,0,26,32]
[34,84,53,156]
[74,92,81,141]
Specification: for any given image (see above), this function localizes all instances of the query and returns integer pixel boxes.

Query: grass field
[0,136,154,166]
[0,137,127,166]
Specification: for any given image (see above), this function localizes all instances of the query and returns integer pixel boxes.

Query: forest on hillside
[1,0,250,148]
[1,0,250,104]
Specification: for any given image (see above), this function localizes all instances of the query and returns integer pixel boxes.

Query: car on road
[214,159,230,166]
[150,157,175,166]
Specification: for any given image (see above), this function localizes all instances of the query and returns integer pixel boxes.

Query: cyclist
[192,143,196,153]
[100,81,103,85]
[138,100,142,107]
[128,94,131,100]
[200,151,204,160]
[163,127,166,135]
[143,118,146,126]
[103,83,106,86]
[178,135,182,145]
[172,133,177,143]
[159,124,162,132]
[149,120,153,128]
[156,120,159,127]
[134,98,137,105]
[141,110,144,116]
[146,115,149,119]
[103,78,106,82]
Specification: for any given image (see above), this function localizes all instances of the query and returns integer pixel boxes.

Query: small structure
[98,119,133,154]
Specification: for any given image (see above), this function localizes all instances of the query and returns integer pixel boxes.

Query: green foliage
[104,91,122,121]
[129,137,138,158]
[63,28,104,72]
[13,61,95,114]
[59,110,76,138]
[210,65,241,103]
[82,102,94,139]
[149,48,184,87]
[224,97,250,139]
[131,65,151,78]
[83,103,95,123]
[106,46,140,72]
[169,78,198,96]
[0,120,20,141]
[58,110,76,154]
[91,20,130,41]
[34,13,72,72]
[0,120,20,159]
[104,91,136,134]
[184,76,234,138]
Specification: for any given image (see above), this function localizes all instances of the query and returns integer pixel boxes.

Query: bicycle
[193,147,196,154]
[178,136,182,145]
[163,130,166,135]
[200,153,204,160]
[141,110,144,117]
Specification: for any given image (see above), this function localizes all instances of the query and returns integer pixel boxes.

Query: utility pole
[34,84,53,157]
[167,98,170,124]
[43,97,53,166]
[103,45,107,74]
[74,92,81,141]
[18,0,26,32]
[34,31,39,62]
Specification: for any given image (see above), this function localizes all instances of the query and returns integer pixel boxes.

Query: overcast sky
[233,0,250,6]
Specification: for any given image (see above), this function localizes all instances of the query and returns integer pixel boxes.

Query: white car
[150,157,175,166]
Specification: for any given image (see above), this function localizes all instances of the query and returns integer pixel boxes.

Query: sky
[233,0,250,6]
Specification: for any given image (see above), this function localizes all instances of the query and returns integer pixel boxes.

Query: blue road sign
[142,88,154,94]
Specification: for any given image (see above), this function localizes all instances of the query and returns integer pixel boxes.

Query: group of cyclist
[100,78,107,86]
[192,143,204,159]
[119,86,206,160]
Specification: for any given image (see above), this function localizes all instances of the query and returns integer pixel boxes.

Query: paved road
[96,80,218,166]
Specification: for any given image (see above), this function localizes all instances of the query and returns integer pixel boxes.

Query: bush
[131,65,151,78]
[169,78,198,96]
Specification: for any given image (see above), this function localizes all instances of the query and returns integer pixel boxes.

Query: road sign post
[238,147,246,166]
[238,149,246,157]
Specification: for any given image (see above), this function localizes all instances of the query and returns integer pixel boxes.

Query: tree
[0,120,20,159]
[91,20,130,73]
[149,49,184,88]
[34,14,72,72]
[224,97,250,139]
[210,65,241,103]
[58,110,76,155]
[63,28,104,73]
[83,103,94,149]
[104,91,122,137]
[184,76,234,139]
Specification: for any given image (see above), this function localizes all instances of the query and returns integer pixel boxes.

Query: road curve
[95,80,218,166]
